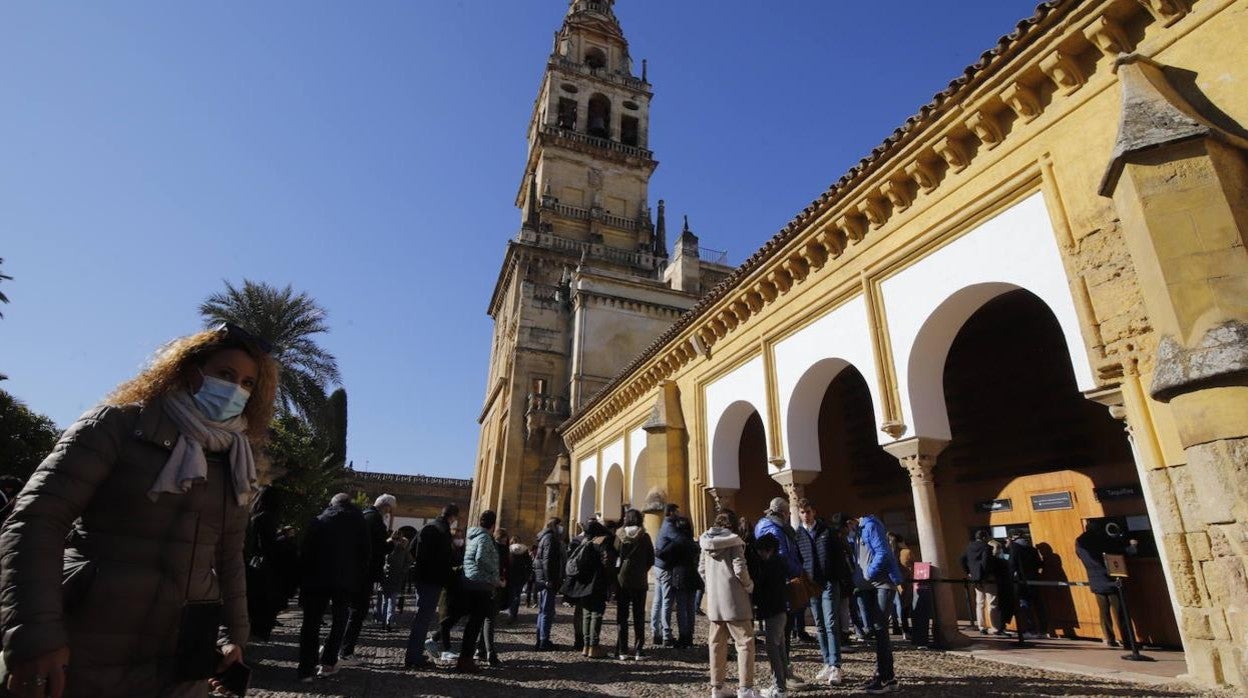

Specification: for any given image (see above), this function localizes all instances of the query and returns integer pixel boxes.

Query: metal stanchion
[961,579,976,630]
[1116,579,1154,662]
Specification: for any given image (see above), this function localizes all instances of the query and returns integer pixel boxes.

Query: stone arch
[602,463,624,523]
[785,357,852,473]
[710,400,764,490]
[578,475,597,527]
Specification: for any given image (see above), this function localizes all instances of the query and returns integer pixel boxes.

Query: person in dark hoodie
[403,503,459,669]
[651,502,681,646]
[849,513,904,695]
[564,519,612,658]
[753,497,803,688]
[959,529,1000,634]
[341,493,395,664]
[507,536,532,623]
[1008,533,1048,638]
[700,509,759,698]
[1075,521,1138,647]
[667,516,702,648]
[811,511,852,686]
[753,534,789,698]
[533,517,565,650]
[297,493,371,682]
[614,508,655,660]
[245,486,284,642]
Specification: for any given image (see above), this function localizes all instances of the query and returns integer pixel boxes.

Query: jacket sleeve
[644,534,655,571]
[534,536,549,586]
[732,549,754,595]
[775,529,802,578]
[864,526,901,584]
[0,406,126,662]
[217,501,250,648]
[959,550,970,575]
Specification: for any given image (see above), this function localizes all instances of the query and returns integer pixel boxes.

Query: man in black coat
[960,530,1000,634]
[341,493,396,662]
[404,503,460,668]
[1075,522,1138,647]
[297,493,371,681]
[1008,533,1048,638]
[533,517,565,650]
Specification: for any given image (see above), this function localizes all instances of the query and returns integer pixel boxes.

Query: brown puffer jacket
[0,397,250,697]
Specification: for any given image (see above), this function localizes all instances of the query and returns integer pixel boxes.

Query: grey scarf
[147,390,259,506]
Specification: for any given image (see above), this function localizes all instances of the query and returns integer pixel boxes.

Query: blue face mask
[193,374,251,422]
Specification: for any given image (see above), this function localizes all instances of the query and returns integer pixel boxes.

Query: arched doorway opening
[736,411,782,530]
[934,288,1179,645]
[799,365,915,540]
[603,464,624,525]
[578,476,597,529]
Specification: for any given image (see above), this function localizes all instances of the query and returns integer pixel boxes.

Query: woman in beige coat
[698,509,758,698]
[0,324,279,698]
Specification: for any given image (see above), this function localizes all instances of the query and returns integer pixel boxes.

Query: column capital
[882,437,949,479]
[769,468,818,489]
[704,486,738,514]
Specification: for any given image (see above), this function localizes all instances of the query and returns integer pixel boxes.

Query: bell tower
[472,1,733,540]
[517,0,662,256]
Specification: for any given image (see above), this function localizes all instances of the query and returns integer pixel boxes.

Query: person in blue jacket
[848,514,904,694]
[650,503,681,646]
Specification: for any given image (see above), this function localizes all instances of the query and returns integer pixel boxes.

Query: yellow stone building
[559,0,1248,689]
[471,1,732,540]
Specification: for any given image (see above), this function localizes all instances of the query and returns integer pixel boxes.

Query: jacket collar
[133,395,182,452]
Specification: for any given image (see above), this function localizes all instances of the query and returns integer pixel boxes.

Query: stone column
[641,382,689,545]
[1100,54,1248,688]
[771,466,816,530]
[883,436,967,648]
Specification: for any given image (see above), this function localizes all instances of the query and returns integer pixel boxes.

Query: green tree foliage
[265,413,346,529]
[0,390,60,481]
[199,280,342,419]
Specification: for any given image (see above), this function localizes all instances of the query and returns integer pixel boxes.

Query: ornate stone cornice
[560,0,1183,448]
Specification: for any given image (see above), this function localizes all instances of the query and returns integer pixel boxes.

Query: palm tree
[199,280,341,418]
[0,258,12,319]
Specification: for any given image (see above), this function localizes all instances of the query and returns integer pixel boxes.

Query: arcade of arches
[562,0,1248,687]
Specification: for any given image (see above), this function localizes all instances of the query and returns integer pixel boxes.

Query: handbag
[785,574,817,609]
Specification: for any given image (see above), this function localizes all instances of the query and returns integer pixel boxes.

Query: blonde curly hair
[108,328,280,446]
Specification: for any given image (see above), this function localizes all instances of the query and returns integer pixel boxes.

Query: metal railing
[539,125,653,160]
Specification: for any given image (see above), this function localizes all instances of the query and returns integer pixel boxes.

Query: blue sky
[1,1,1037,478]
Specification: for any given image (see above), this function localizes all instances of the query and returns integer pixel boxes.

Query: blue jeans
[403,582,442,665]
[855,587,895,682]
[672,587,695,640]
[812,581,842,666]
[537,587,558,643]
[650,569,673,640]
[382,592,399,626]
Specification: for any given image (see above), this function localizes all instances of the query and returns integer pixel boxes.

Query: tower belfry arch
[471,0,734,540]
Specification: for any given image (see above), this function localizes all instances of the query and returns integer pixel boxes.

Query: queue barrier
[927,576,1153,662]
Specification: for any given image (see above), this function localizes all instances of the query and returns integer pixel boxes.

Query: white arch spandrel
[881,192,1094,441]
[577,454,598,497]
[704,356,771,489]
[773,295,884,469]
[602,463,624,522]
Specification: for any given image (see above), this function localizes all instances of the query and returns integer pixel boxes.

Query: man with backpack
[959,530,1000,634]
[563,519,613,658]
[403,503,459,669]
[614,508,655,660]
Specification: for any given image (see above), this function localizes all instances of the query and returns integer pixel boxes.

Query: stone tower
[471,0,732,539]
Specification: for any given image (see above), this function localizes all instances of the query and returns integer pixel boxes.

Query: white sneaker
[439,650,459,662]
[762,687,786,698]
[710,687,733,698]
[337,654,360,667]
[737,689,762,698]
[424,638,440,659]
[785,671,805,687]
[827,665,843,685]
[316,664,337,677]
[634,650,644,661]
[814,665,831,681]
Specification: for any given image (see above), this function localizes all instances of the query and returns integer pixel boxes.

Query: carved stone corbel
[1040,49,1086,94]
[1083,16,1131,56]
[904,157,940,192]
[965,110,1004,149]
[880,179,913,211]
[934,135,971,172]
[835,213,868,244]
[1001,82,1042,122]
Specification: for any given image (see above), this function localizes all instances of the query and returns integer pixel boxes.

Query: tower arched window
[587,94,611,139]
[585,47,607,70]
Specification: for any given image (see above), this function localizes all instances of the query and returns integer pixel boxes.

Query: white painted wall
[880,192,1093,441]
[602,463,624,521]
[628,426,647,503]
[578,475,597,526]
[705,356,770,489]
[773,295,884,471]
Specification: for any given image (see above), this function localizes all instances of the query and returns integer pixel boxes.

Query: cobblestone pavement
[247,601,1233,697]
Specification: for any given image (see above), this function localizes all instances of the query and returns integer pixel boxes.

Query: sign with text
[1030,491,1074,512]
[974,498,1013,513]
[1093,484,1142,502]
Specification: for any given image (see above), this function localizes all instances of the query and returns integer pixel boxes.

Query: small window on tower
[620,116,639,147]
[557,97,577,130]
[585,47,607,70]
[531,377,549,395]
[587,94,611,139]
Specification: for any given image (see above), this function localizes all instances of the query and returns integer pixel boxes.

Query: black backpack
[565,539,600,578]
